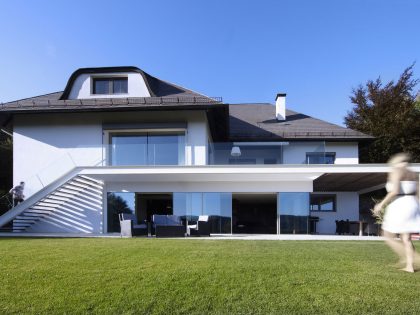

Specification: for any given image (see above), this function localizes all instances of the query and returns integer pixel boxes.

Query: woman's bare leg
[383,230,406,262]
[400,233,415,272]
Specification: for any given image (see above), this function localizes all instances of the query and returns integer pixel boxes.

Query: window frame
[309,194,337,212]
[106,129,186,166]
[92,77,128,95]
[306,152,336,164]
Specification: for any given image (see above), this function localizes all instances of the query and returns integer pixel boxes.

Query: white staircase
[0,171,104,233]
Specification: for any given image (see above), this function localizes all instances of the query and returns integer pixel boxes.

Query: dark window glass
[110,132,185,166]
[107,192,135,233]
[113,78,128,93]
[93,77,128,94]
[310,194,336,212]
[94,79,110,94]
[306,152,335,164]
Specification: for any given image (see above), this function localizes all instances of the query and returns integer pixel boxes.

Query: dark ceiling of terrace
[313,172,387,192]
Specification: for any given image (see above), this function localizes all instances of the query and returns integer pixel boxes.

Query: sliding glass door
[110,131,185,166]
[277,192,310,234]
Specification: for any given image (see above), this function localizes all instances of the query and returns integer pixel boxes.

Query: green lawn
[0,239,419,315]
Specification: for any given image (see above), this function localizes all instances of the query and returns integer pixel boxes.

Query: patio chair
[188,215,210,236]
[335,220,350,235]
[152,214,186,237]
[119,213,148,237]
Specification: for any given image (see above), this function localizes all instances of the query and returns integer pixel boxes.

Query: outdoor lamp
[231,146,241,157]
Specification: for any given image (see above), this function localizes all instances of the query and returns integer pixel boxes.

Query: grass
[0,239,419,315]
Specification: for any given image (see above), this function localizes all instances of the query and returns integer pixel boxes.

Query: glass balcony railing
[18,140,333,199]
[208,141,329,165]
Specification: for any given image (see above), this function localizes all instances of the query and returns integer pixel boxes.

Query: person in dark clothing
[9,182,25,207]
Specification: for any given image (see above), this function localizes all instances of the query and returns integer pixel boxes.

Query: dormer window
[92,77,128,95]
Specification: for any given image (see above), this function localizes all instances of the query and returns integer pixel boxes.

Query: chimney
[275,93,286,121]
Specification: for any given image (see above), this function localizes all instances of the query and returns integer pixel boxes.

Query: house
[0,66,415,235]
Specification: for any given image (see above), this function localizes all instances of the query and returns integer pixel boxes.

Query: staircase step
[34,202,61,209]
[17,213,45,218]
[60,186,102,198]
[65,181,102,192]
[47,195,72,202]
[65,185,103,196]
[78,175,104,185]
[26,208,54,214]
[14,218,37,223]
[38,198,67,205]
[72,177,104,189]
[13,222,33,227]
[51,191,75,198]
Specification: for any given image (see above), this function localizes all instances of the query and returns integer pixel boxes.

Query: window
[109,131,185,166]
[310,194,336,212]
[306,152,335,164]
[93,77,128,94]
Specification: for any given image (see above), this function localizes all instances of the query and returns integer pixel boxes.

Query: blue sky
[0,0,419,125]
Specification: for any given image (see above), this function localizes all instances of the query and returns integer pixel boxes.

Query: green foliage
[345,65,420,163]
[370,197,385,224]
[0,132,12,214]
[0,239,419,314]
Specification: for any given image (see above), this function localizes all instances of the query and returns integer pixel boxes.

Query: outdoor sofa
[152,214,186,237]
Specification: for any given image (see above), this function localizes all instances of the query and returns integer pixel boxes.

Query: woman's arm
[373,171,400,213]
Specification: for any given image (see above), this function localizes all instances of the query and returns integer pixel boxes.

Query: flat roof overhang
[78,164,420,193]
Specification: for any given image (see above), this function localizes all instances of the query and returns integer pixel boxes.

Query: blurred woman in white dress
[374,153,420,273]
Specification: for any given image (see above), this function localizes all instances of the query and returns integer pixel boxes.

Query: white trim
[233,142,290,146]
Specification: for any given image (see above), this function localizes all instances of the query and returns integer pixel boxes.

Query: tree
[344,65,420,163]
[0,132,13,214]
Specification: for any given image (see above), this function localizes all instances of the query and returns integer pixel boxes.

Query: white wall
[311,192,359,234]
[186,119,208,165]
[13,111,209,197]
[325,142,358,164]
[68,72,151,99]
[13,115,103,197]
[283,142,325,164]
[282,141,358,164]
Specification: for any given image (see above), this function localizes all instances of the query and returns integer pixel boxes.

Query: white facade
[13,110,209,196]
[68,72,151,99]
[3,67,373,236]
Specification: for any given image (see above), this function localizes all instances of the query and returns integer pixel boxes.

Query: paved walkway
[0,232,387,241]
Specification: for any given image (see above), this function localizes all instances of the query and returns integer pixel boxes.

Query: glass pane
[94,79,110,94]
[324,154,335,164]
[111,135,147,166]
[173,192,232,234]
[307,152,335,164]
[320,199,334,211]
[311,195,335,211]
[278,192,309,234]
[203,193,232,234]
[113,78,128,94]
[147,133,184,165]
[107,192,135,233]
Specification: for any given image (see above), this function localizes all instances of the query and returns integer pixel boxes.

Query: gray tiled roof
[0,66,371,141]
[229,103,372,140]
[0,67,221,111]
